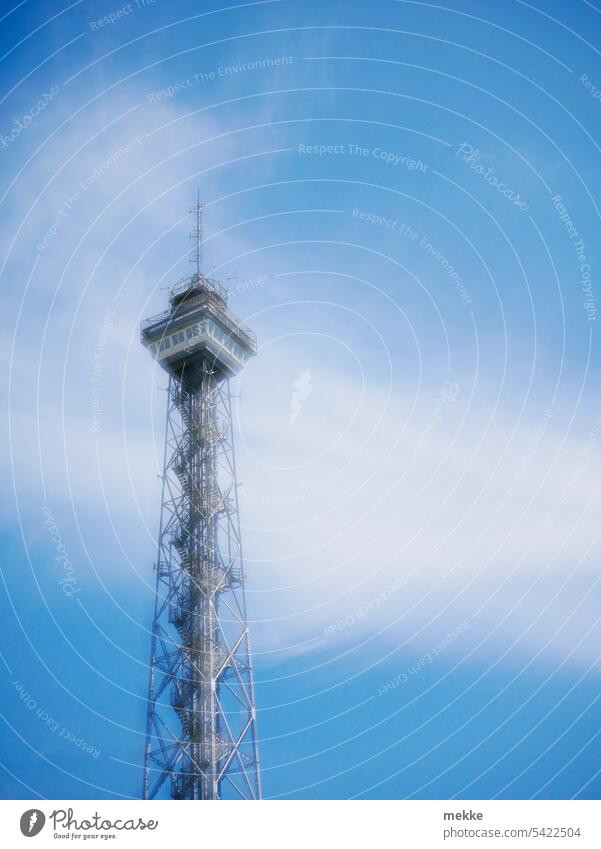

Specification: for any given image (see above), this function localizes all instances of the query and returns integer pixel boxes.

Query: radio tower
[141,200,261,800]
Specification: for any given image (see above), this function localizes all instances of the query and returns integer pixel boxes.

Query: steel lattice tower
[141,202,261,800]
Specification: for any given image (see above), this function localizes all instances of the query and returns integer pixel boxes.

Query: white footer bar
[2,800,599,847]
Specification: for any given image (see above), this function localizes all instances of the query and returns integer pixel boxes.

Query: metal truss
[143,362,261,800]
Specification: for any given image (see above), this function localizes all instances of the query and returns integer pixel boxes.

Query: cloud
[233,353,601,667]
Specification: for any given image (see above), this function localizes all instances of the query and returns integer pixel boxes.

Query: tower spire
[190,191,205,280]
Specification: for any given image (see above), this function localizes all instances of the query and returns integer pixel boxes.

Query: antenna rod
[190,193,205,279]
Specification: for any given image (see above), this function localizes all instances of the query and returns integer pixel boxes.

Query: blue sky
[1,0,601,799]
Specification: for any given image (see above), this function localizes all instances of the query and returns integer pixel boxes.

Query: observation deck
[141,273,256,377]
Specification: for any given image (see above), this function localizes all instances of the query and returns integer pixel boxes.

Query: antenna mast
[190,193,205,280]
